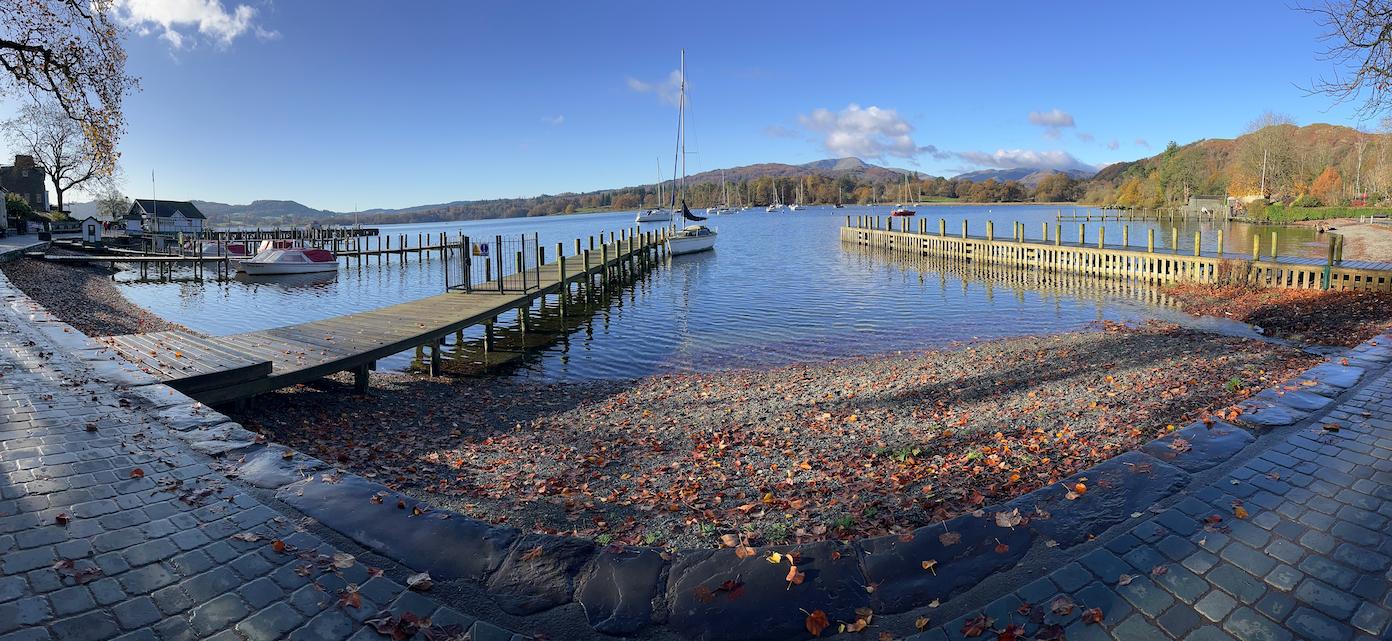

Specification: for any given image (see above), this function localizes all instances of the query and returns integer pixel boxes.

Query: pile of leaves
[1166,283,1392,346]
[242,322,1316,548]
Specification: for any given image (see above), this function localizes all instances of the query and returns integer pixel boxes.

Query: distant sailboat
[789,177,805,211]
[664,51,717,256]
[636,158,673,223]
[891,173,916,217]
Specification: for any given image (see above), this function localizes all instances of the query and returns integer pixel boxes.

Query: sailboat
[789,178,804,211]
[891,173,916,217]
[835,186,845,208]
[665,51,717,256]
[707,169,735,215]
[636,159,673,223]
[765,183,783,212]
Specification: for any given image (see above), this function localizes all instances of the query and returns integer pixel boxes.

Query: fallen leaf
[915,616,931,631]
[1117,573,1134,586]
[1081,607,1104,624]
[939,531,961,546]
[406,572,432,591]
[961,613,994,638]
[520,546,544,561]
[785,564,805,586]
[921,559,938,575]
[1050,595,1075,616]
[129,468,145,479]
[805,610,830,637]
[994,508,1023,529]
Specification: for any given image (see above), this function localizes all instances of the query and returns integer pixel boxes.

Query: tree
[1,0,136,170]
[91,171,128,220]
[4,101,103,213]
[1034,171,1079,202]
[1312,165,1345,203]
[1303,1,1392,115]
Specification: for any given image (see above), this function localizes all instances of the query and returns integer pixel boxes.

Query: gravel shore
[234,320,1317,549]
[0,257,188,336]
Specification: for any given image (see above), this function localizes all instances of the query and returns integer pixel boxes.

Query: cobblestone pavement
[913,363,1392,641]
[0,281,525,640]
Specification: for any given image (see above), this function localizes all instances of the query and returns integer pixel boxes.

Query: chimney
[13,155,34,169]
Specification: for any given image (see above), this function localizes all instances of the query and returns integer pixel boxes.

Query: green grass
[1254,204,1392,223]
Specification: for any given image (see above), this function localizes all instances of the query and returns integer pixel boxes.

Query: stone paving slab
[909,334,1392,641]
[0,272,530,641]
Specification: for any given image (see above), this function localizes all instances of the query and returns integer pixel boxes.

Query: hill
[1080,122,1388,208]
[952,167,1094,188]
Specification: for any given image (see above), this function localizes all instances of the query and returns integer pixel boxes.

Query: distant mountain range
[66,157,1097,223]
[950,167,1095,187]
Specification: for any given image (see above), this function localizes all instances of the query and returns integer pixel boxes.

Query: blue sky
[6,1,1372,211]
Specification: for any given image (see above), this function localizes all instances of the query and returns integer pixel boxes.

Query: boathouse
[1182,194,1229,217]
[127,199,206,235]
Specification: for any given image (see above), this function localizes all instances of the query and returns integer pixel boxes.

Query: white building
[126,199,206,235]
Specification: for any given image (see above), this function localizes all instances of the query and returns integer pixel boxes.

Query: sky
[1,0,1375,211]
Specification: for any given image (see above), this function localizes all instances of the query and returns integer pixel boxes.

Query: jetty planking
[102,229,668,404]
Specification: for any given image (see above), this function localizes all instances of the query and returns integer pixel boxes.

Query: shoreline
[0,257,190,336]
[1288,216,1392,261]
[232,320,1317,549]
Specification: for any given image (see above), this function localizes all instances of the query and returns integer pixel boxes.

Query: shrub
[1291,194,1322,208]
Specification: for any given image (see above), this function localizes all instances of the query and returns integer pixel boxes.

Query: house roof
[130,199,205,219]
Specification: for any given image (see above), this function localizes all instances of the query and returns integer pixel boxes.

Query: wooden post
[939,218,946,237]
[1217,229,1224,256]
[1251,235,1260,260]
[429,341,442,376]
[986,221,994,241]
[1078,223,1085,246]
[484,321,495,352]
[1147,229,1155,253]
[1270,231,1278,259]
[1098,226,1105,249]
[1193,231,1201,257]
[600,243,609,293]
[353,363,369,394]
[1122,225,1129,247]
[962,220,968,239]
[1171,227,1178,253]
[1042,221,1049,242]
[1054,223,1061,246]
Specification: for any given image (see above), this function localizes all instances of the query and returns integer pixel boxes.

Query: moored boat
[239,247,339,275]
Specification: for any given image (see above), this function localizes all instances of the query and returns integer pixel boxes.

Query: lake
[113,204,1317,380]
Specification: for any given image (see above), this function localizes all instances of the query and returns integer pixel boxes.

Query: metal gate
[445,233,541,293]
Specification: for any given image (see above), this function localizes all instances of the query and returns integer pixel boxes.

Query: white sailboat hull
[666,232,716,256]
[635,210,672,223]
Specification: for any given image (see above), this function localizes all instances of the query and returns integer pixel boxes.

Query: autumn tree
[1311,165,1345,203]
[1033,171,1078,202]
[1233,112,1298,198]
[4,101,105,213]
[1,1,136,171]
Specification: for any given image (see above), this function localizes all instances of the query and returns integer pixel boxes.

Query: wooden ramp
[103,232,665,404]
[103,330,272,401]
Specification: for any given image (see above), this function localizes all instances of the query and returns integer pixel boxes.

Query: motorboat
[667,224,716,256]
[238,247,339,275]
[890,205,916,217]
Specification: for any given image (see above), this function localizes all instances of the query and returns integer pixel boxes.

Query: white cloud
[1106,139,1120,150]
[113,0,274,48]
[1134,138,1151,148]
[954,149,1095,172]
[541,115,565,126]
[1028,109,1076,140]
[626,70,682,106]
[797,103,939,160]
[1076,132,1095,143]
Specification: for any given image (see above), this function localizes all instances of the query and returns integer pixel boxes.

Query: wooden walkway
[101,229,668,404]
[844,216,1392,292]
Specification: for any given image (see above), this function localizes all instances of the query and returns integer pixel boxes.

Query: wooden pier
[843,216,1392,292]
[100,228,670,404]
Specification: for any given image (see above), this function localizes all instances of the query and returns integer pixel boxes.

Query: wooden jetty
[101,228,669,404]
[843,216,1392,292]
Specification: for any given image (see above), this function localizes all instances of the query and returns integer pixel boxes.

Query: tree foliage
[1304,0,1392,115]
[0,0,135,171]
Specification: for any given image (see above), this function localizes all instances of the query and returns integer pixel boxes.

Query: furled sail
[680,200,707,222]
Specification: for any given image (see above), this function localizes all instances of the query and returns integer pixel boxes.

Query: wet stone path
[0,280,527,640]
[913,362,1392,641]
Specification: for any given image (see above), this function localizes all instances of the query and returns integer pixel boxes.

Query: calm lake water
[113,205,1319,380]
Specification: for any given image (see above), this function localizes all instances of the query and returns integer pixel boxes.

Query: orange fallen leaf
[805,610,830,637]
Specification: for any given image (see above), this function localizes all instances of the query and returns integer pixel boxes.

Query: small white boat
[239,247,339,275]
[667,224,716,255]
[788,203,802,211]
[635,208,672,223]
